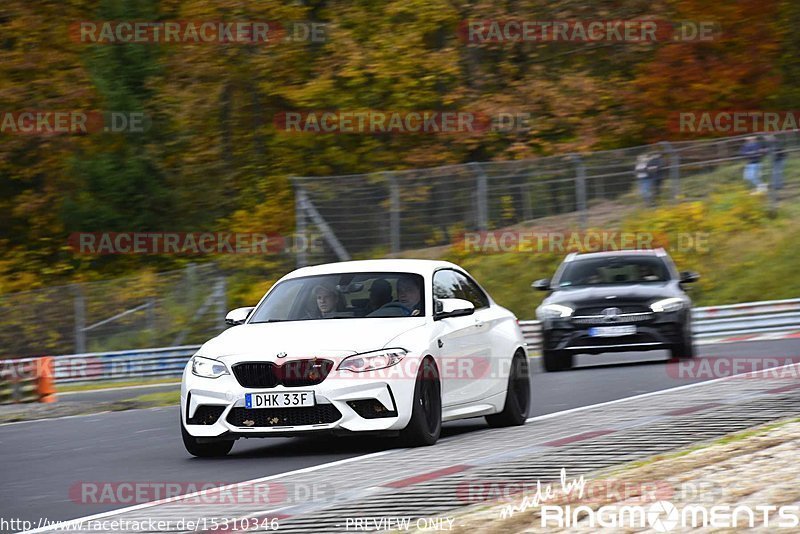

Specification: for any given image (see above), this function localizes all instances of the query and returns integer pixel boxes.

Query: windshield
[555,256,671,288]
[248,272,426,323]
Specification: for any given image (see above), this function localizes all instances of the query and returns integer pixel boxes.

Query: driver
[367,275,422,317]
[397,276,422,316]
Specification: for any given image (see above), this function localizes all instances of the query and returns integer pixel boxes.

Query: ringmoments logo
[496,470,800,530]
[540,501,800,530]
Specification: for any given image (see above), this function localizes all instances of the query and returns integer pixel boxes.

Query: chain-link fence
[295,131,800,265]
[0,264,227,359]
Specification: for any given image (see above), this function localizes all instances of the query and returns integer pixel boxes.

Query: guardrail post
[216,276,227,327]
[659,141,680,202]
[72,284,86,354]
[470,162,489,231]
[768,139,779,214]
[0,366,12,404]
[293,179,309,268]
[147,298,156,346]
[521,183,533,221]
[569,154,587,229]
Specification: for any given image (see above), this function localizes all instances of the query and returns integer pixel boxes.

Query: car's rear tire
[542,348,573,372]
[400,357,441,447]
[181,419,234,457]
[486,352,530,427]
[670,334,695,360]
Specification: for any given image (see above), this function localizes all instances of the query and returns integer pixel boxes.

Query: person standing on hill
[635,153,655,206]
[740,136,767,193]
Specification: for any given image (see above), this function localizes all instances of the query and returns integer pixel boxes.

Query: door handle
[474,318,484,328]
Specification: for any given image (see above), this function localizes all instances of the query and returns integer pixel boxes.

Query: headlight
[537,304,574,320]
[337,349,407,373]
[191,356,229,378]
[650,298,685,313]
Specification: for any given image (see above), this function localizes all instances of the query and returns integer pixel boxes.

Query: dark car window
[555,256,670,288]
[432,270,464,300]
[452,271,490,309]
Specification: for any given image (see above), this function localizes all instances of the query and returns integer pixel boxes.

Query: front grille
[572,312,654,325]
[574,304,650,315]
[232,359,333,388]
[188,405,226,425]
[226,404,342,427]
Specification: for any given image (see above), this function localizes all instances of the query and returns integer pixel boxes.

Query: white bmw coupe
[181,259,530,456]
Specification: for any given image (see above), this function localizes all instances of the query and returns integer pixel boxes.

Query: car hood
[544,282,682,306]
[197,317,428,363]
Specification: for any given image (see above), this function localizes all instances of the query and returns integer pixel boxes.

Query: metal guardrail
[1,299,799,391]
[0,358,47,404]
[53,345,200,384]
[691,298,800,338]
[0,346,201,389]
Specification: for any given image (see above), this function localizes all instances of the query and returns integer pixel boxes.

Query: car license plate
[245,391,315,409]
[588,325,637,337]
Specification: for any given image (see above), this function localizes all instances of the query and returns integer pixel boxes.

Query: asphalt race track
[1,338,798,529]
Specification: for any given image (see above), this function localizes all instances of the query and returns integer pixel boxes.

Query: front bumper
[542,310,689,355]
[181,362,418,439]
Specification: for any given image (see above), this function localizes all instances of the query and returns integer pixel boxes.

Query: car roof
[565,248,668,261]
[284,259,462,279]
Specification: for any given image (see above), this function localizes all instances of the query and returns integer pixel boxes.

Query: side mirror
[433,298,475,320]
[532,279,551,291]
[225,307,254,326]
[679,271,700,283]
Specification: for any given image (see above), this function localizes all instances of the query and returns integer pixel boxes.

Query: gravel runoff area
[445,418,800,533]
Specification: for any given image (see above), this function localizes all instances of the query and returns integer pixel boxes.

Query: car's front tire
[400,357,441,447]
[181,419,234,457]
[542,348,573,372]
[486,352,530,427]
[670,334,696,360]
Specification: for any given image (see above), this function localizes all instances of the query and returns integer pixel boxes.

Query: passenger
[312,283,342,318]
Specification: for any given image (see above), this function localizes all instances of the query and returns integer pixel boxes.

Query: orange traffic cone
[37,356,57,403]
